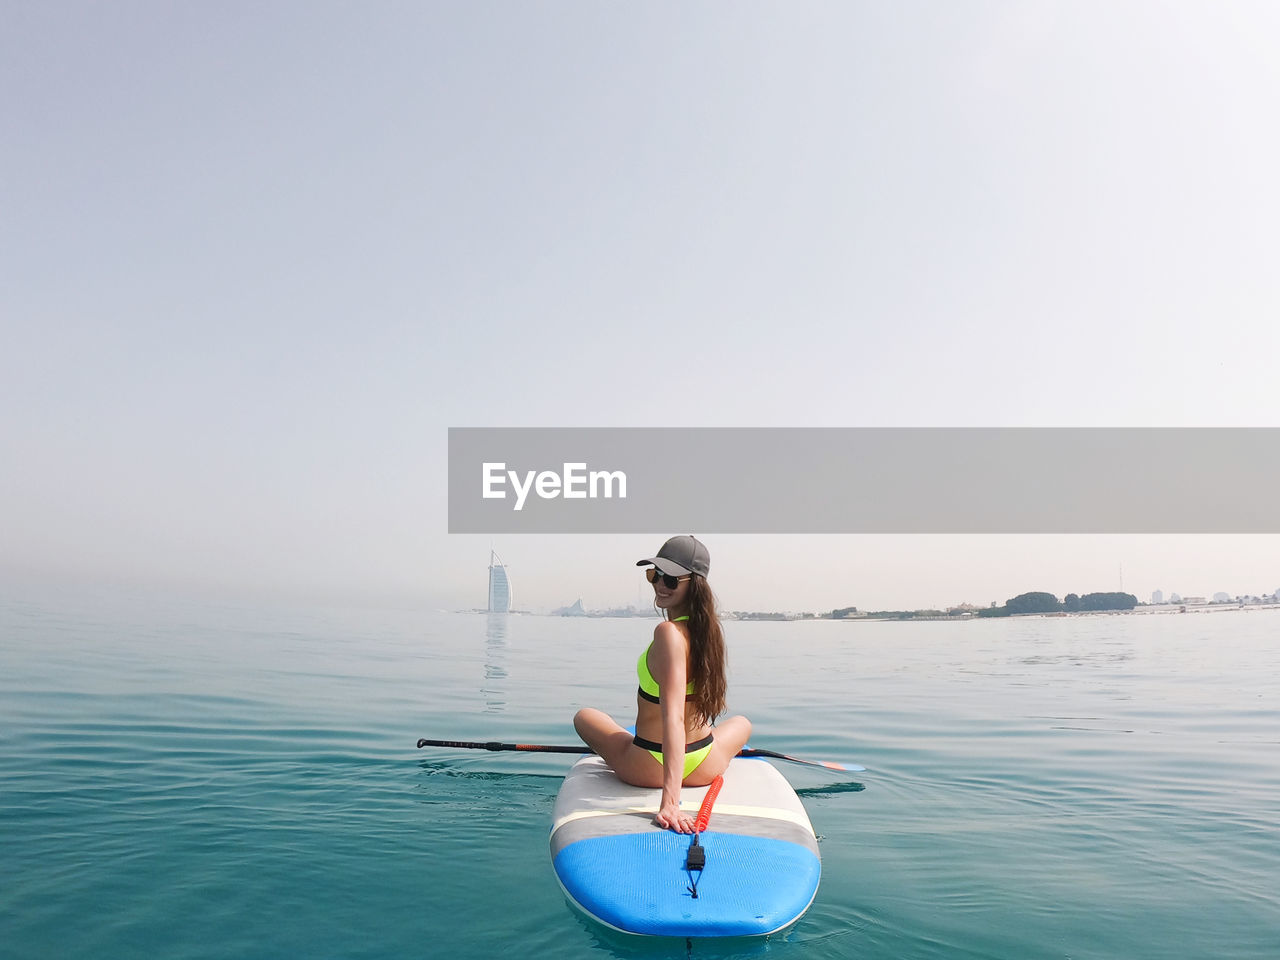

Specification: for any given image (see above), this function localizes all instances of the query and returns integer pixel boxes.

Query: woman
[574,535,752,834]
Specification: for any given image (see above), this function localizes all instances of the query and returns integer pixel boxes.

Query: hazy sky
[4,3,1278,614]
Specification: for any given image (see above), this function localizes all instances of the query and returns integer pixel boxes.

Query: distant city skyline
[479,541,1279,616]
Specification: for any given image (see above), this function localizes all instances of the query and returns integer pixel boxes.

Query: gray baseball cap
[636,535,710,578]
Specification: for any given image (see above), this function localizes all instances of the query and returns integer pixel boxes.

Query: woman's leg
[572,708,665,787]
[684,714,752,786]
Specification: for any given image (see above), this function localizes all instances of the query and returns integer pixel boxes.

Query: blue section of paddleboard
[553,830,821,938]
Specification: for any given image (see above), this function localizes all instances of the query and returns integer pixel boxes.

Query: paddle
[415,738,865,772]
[416,738,586,754]
[737,747,864,772]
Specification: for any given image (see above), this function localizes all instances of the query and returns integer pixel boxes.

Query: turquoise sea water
[3,585,1279,959]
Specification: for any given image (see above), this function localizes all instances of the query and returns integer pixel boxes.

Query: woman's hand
[655,797,696,833]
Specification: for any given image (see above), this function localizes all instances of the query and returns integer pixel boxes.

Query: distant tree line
[977,591,1138,617]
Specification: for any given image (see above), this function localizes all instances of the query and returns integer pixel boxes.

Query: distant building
[1151,589,1164,604]
[1212,592,1231,603]
[487,549,511,613]
[1169,593,1183,604]
[554,598,587,617]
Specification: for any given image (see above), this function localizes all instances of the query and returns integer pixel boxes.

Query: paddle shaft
[416,738,864,772]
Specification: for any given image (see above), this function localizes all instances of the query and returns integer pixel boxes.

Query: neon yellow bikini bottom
[631,732,715,778]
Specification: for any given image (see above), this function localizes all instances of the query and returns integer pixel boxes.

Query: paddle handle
[416,738,587,754]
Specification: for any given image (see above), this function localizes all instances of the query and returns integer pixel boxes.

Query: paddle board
[549,754,821,937]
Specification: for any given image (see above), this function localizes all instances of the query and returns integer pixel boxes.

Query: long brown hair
[678,574,726,725]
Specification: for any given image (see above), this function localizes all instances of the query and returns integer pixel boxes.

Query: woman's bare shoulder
[648,621,687,666]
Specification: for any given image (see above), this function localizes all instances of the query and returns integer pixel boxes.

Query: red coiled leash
[685,774,724,898]
[693,774,724,833]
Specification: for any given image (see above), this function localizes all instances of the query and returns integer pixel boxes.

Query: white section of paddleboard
[549,755,822,938]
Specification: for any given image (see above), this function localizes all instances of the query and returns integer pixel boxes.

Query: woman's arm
[647,623,696,833]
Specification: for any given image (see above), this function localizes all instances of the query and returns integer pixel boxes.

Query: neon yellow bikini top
[637,615,695,703]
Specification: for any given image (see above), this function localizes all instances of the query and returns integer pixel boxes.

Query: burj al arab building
[487,549,511,613]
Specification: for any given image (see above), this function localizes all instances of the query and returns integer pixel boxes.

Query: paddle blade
[737,747,865,773]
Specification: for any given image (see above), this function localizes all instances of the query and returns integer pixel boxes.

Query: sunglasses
[645,568,691,589]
